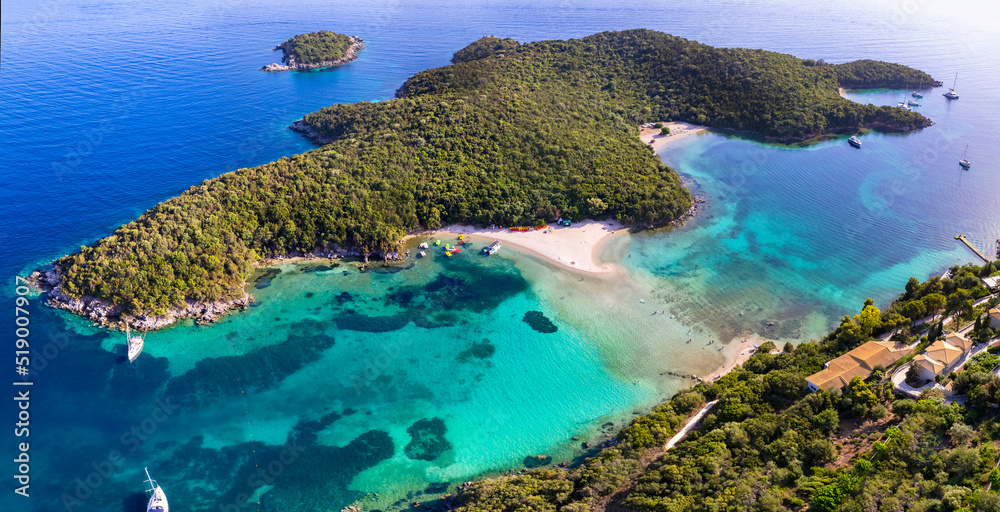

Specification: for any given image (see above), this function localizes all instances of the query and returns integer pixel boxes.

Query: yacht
[959,144,971,169]
[144,468,169,512]
[848,135,862,148]
[125,322,145,363]
[944,72,959,99]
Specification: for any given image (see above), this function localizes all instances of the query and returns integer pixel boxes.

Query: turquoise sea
[2,1,998,511]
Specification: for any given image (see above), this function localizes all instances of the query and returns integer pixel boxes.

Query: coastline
[639,121,709,152]
[426,220,626,274]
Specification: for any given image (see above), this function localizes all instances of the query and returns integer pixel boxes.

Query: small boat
[911,90,923,98]
[483,240,501,255]
[144,468,169,512]
[959,143,971,169]
[848,135,862,148]
[418,242,429,249]
[896,99,911,110]
[906,99,920,106]
[418,251,427,258]
[943,72,959,99]
[125,322,145,363]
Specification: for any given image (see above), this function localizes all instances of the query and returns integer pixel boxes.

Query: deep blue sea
[2,1,999,511]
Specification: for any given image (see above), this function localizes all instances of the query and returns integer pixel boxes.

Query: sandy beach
[639,121,709,152]
[703,335,784,382]
[432,219,625,274]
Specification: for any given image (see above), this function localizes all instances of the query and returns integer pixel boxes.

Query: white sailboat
[144,468,169,512]
[959,144,971,169]
[943,72,960,99]
[125,322,145,363]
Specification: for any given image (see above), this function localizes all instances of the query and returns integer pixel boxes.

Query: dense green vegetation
[396,31,934,140]
[451,264,1000,512]
[280,31,356,65]
[54,29,935,317]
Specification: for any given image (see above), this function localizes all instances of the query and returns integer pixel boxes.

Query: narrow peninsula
[260,31,364,72]
[39,29,938,329]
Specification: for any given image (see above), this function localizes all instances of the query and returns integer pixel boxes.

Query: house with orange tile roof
[912,331,975,381]
[806,340,911,392]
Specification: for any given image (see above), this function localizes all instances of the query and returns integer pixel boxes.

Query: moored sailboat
[959,144,971,169]
[944,72,960,99]
[125,322,145,363]
[144,468,169,512]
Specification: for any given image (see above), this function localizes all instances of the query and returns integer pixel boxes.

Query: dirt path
[596,400,719,512]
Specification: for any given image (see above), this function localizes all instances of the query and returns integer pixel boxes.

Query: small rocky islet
[261,30,364,72]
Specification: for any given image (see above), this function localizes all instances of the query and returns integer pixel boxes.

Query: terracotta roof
[913,354,946,374]
[854,341,911,369]
[944,332,973,352]
[990,307,1000,320]
[806,340,912,391]
[807,364,871,391]
[924,339,965,367]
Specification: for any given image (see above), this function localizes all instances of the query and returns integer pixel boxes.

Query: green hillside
[53,29,934,318]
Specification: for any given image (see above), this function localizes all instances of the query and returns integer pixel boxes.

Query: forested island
[450,262,1000,512]
[261,31,364,72]
[39,29,938,327]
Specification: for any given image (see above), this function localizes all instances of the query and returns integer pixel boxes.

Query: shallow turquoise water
[3,0,1000,511]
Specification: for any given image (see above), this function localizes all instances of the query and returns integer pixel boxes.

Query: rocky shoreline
[32,245,401,331]
[288,119,334,145]
[260,36,364,72]
[30,265,252,330]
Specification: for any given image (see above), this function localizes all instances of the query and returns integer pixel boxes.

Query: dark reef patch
[291,411,343,445]
[424,482,450,494]
[165,320,335,406]
[523,311,558,333]
[398,258,529,314]
[456,339,496,363]
[334,291,355,305]
[156,427,393,512]
[523,454,552,468]
[335,313,410,332]
[362,262,415,274]
[252,267,282,289]
[404,417,452,461]
[385,289,415,307]
[300,263,341,273]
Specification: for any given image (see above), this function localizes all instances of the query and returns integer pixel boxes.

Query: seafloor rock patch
[301,263,341,273]
[523,310,557,333]
[165,320,335,406]
[523,454,552,468]
[404,417,452,461]
[335,312,410,332]
[362,262,414,274]
[252,267,282,289]
[456,339,496,363]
